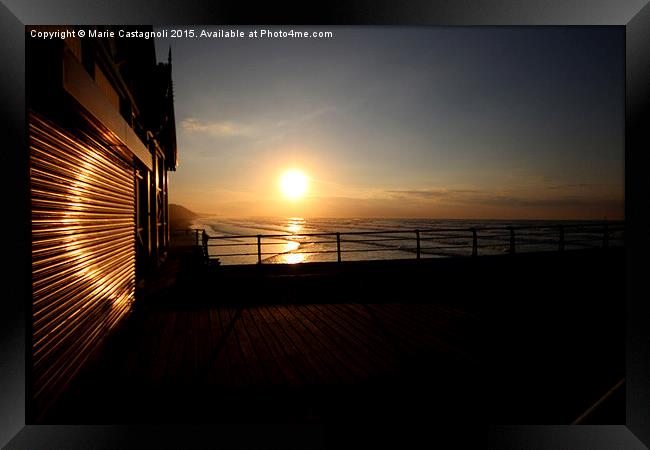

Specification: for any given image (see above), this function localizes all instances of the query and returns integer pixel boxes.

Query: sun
[279,170,308,199]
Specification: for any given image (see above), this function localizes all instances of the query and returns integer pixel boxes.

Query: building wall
[27,27,177,420]
[30,111,136,417]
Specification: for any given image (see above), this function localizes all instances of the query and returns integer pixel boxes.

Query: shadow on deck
[44,245,626,425]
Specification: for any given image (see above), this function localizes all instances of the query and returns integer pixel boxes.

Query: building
[27,25,177,419]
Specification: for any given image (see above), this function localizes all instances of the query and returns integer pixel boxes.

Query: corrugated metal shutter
[30,111,136,415]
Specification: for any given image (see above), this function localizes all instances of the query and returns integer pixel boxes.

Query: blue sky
[155,26,624,219]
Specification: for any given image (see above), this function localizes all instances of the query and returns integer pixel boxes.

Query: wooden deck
[44,247,625,425]
[48,296,481,423]
[136,301,477,386]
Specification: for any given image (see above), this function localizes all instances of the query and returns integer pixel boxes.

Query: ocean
[189,217,623,265]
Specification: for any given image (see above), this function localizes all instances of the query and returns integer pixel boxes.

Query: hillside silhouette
[169,204,198,229]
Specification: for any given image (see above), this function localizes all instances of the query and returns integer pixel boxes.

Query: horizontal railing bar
[210,248,414,258]
[271,250,339,255]
[476,236,609,244]
[201,222,625,241]
[339,248,412,253]
[237,248,410,257]
[420,244,472,250]
[421,251,473,257]
[207,252,260,258]
[343,237,414,244]
[475,244,512,249]
[208,250,342,258]
[207,232,336,239]
[207,242,258,247]
[208,239,338,246]
[420,234,475,240]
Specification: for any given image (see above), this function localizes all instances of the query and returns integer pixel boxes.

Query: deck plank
[378,303,470,357]
[283,306,360,383]
[205,308,231,385]
[392,303,477,345]
[232,308,269,385]
[181,308,201,385]
[122,310,161,384]
[365,303,458,355]
[219,307,250,386]
[296,303,381,378]
[275,305,354,384]
[320,303,402,374]
[239,308,286,385]
[265,305,332,384]
[339,303,427,360]
[247,306,303,386]
[257,305,318,385]
[302,303,394,376]
[150,309,177,384]
[165,308,189,385]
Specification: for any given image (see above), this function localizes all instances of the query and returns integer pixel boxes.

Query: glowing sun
[279,170,308,199]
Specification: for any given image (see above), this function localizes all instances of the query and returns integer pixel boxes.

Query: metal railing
[185,222,624,266]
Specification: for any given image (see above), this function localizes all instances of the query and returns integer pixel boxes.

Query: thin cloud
[545,183,603,190]
[478,196,623,209]
[181,118,252,137]
[253,105,337,144]
[385,188,622,209]
[387,189,480,199]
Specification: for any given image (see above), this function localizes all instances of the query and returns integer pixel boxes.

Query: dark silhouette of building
[27,25,177,419]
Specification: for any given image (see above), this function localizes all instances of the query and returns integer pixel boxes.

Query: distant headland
[169,204,199,229]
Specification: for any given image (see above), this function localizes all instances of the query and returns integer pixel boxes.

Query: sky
[154,26,624,220]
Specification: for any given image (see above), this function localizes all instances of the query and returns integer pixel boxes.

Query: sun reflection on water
[283,252,306,264]
[280,232,304,264]
[285,240,300,252]
[287,217,305,234]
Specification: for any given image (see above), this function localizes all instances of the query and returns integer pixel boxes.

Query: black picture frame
[1,1,648,448]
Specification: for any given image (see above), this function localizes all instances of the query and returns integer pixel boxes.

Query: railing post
[471,228,477,257]
[415,229,421,260]
[336,232,341,262]
[201,230,208,262]
[509,227,516,254]
[603,223,609,248]
[257,234,262,264]
[559,225,565,251]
